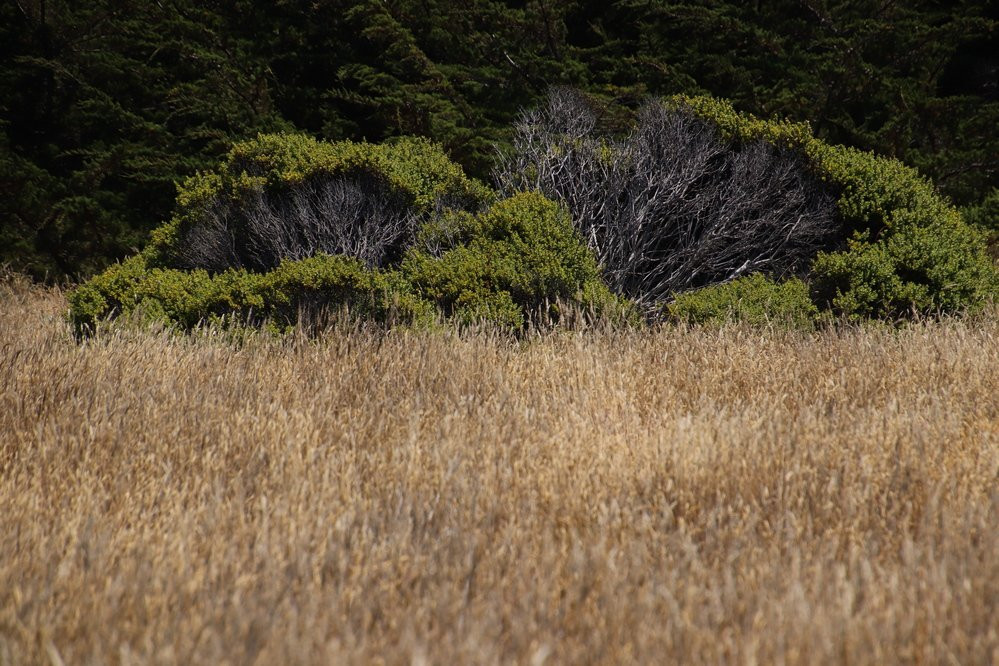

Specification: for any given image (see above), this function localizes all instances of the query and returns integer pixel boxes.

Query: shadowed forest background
[2,0,998,281]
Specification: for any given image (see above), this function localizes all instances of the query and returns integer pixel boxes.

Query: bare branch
[175,174,421,272]
[494,89,839,314]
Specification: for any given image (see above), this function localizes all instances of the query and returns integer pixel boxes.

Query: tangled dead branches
[495,88,839,309]
[175,174,420,272]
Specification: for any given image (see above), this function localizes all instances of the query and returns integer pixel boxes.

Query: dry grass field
[1,273,997,665]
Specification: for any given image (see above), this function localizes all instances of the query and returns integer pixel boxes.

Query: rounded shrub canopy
[68,134,621,334]
[144,133,493,272]
[663,95,997,319]
[497,89,997,321]
[69,94,998,335]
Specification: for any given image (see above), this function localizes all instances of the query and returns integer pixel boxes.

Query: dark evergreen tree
[0,0,287,279]
[2,0,997,280]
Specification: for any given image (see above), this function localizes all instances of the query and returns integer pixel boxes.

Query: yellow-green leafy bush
[668,96,998,318]
[67,253,434,334]
[403,192,621,328]
[69,136,622,334]
[667,274,819,329]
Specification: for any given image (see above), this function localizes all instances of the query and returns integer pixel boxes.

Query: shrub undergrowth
[667,274,819,329]
[669,95,997,319]
[69,98,997,335]
[68,133,621,335]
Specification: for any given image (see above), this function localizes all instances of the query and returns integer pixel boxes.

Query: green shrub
[258,254,436,329]
[666,95,998,318]
[67,253,435,335]
[666,274,819,328]
[403,192,622,328]
[68,137,625,335]
[810,217,995,319]
[143,133,493,270]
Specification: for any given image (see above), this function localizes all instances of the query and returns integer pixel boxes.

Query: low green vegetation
[67,253,435,335]
[668,95,998,320]
[69,95,998,335]
[667,274,818,329]
[402,193,621,328]
[68,134,621,334]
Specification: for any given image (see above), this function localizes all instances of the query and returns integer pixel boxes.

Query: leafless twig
[176,174,420,271]
[494,88,838,311]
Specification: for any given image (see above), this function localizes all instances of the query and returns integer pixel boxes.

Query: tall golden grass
[1,273,996,665]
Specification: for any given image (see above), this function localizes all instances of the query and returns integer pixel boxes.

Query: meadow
[1,273,996,664]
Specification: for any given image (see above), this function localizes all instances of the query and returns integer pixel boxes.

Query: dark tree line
[3,0,998,280]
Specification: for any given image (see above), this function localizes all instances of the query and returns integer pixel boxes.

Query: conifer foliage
[4,1,999,282]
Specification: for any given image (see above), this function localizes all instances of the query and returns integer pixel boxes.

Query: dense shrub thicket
[68,135,620,334]
[666,274,819,329]
[498,90,997,321]
[669,95,997,319]
[69,92,997,335]
[402,193,621,328]
[67,253,432,334]
[145,134,493,272]
[5,2,998,282]
[495,89,838,308]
